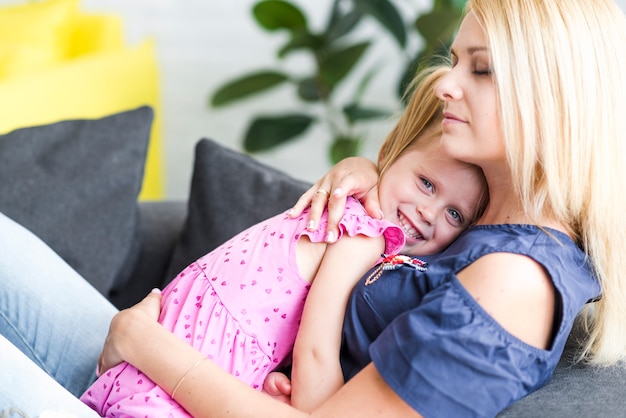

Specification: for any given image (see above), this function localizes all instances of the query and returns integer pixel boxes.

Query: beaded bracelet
[171,357,207,400]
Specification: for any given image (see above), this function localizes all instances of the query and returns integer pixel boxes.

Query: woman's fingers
[358,185,383,220]
[288,183,332,230]
[97,319,124,375]
[289,157,380,242]
[136,288,163,321]
[288,185,318,218]
[97,289,163,375]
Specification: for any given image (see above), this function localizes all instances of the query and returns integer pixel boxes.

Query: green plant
[209,0,465,164]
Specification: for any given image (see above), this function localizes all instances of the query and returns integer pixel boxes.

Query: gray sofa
[1,107,624,417]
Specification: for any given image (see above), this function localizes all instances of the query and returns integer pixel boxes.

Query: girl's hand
[289,157,381,242]
[262,371,292,405]
[97,289,163,374]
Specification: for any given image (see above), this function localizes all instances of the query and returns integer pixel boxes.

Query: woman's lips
[442,111,466,124]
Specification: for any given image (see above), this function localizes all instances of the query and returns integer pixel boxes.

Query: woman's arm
[289,157,381,242]
[100,292,422,418]
[291,234,385,411]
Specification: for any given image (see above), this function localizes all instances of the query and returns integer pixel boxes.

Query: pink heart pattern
[81,201,404,417]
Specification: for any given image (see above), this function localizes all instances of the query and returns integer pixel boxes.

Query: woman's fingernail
[307,220,316,231]
[333,188,343,197]
[151,288,162,294]
[378,209,384,219]
[286,208,294,217]
[325,231,336,243]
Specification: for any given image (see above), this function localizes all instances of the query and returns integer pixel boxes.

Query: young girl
[81,66,488,416]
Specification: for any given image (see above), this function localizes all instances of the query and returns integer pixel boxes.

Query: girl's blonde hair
[468,0,626,365]
[377,66,447,176]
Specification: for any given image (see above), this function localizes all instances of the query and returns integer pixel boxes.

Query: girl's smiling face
[378,126,486,256]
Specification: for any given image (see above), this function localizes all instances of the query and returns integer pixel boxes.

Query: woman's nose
[435,70,462,101]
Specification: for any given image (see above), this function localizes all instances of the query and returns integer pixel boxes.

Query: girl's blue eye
[448,208,463,223]
[421,178,433,191]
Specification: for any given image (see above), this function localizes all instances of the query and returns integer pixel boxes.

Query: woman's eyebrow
[450,45,488,56]
[467,46,488,54]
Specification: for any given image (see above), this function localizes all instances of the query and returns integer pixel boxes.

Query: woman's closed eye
[472,66,492,76]
[472,55,492,76]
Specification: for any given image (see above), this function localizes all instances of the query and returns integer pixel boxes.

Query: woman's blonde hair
[468,0,626,365]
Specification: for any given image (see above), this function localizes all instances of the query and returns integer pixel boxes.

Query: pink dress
[81,197,404,417]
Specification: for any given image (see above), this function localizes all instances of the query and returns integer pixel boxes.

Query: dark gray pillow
[498,322,626,417]
[0,106,153,296]
[164,138,311,283]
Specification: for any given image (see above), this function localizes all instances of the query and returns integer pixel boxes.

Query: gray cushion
[0,106,153,295]
[164,138,310,283]
[109,200,186,309]
[498,323,626,417]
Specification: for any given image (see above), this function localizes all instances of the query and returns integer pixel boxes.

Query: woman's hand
[289,157,381,242]
[262,371,293,405]
[97,289,163,375]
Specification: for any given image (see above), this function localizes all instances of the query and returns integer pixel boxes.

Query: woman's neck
[477,169,570,235]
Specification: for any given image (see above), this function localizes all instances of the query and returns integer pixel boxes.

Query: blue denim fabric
[0,335,101,417]
[0,211,116,415]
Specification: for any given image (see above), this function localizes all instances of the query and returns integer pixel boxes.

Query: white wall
[79,0,431,199]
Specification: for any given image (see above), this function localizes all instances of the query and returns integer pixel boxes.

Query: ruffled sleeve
[301,197,405,255]
[369,276,552,418]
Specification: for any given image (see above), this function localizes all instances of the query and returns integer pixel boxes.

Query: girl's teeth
[398,212,421,240]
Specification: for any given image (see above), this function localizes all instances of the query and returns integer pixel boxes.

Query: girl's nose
[417,204,437,225]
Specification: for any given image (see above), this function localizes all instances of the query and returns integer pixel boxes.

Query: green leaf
[325,9,363,42]
[353,0,406,47]
[354,66,380,102]
[343,103,391,123]
[278,32,324,58]
[396,49,450,100]
[319,41,370,91]
[451,0,467,12]
[243,114,315,151]
[415,7,462,45]
[253,0,307,32]
[210,71,289,107]
[330,136,361,164]
[297,77,324,102]
[397,58,419,99]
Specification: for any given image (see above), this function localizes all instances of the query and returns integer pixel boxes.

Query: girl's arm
[291,234,385,411]
[289,157,381,242]
[100,291,422,418]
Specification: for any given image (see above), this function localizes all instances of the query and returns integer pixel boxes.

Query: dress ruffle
[301,197,405,255]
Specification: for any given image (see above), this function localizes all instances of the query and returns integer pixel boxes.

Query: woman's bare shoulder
[456,252,555,349]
